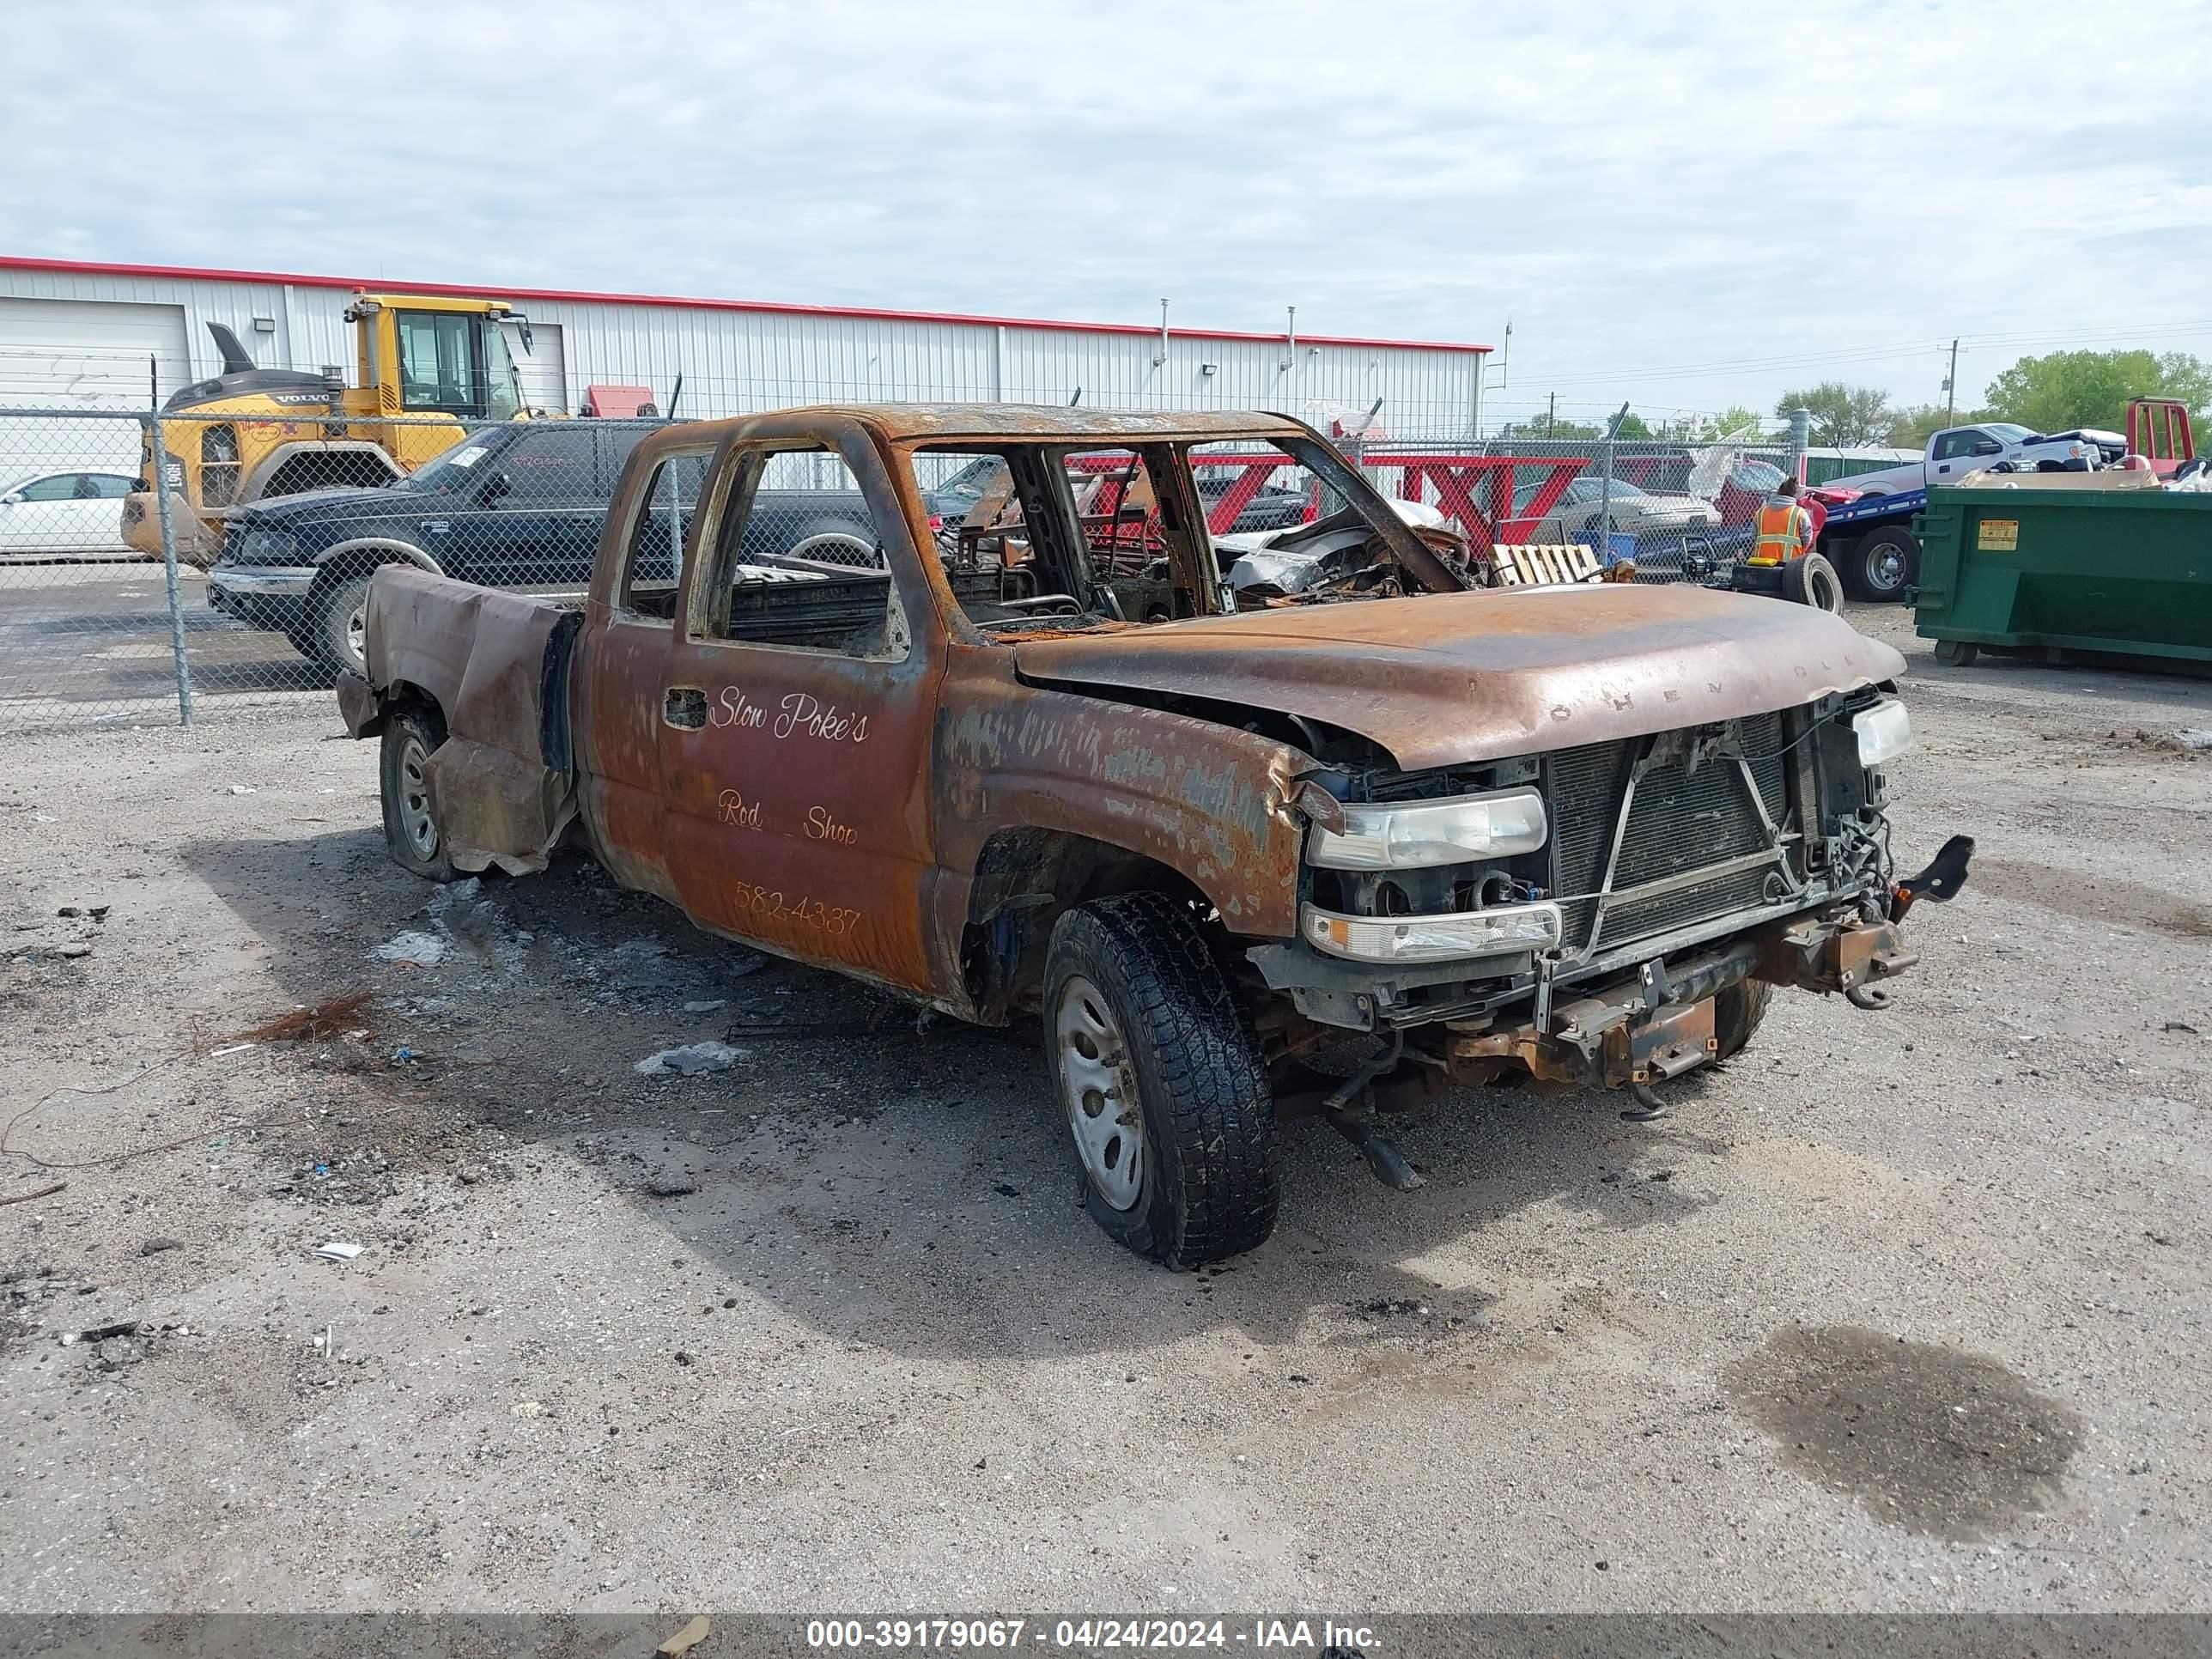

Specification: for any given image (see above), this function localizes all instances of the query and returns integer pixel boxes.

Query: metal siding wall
[0,268,1480,429]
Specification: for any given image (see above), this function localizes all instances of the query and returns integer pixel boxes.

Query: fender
[927,658,1315,997]
[312,536,442,576]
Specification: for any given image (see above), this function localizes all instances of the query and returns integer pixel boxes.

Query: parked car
[206,420,883,678]
[337,404,1968,1268]
[1845,423,2122,498]
[1514,476,1723,575]
[1195,470,1310,532]
[0,470,137,559]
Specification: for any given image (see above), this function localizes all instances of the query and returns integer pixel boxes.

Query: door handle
[663,687,708,730]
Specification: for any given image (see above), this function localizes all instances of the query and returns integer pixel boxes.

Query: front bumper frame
[206,563,314,629]
[1435,909,1919,1091]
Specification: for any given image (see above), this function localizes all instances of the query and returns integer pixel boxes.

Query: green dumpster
[1913,479,2212,667]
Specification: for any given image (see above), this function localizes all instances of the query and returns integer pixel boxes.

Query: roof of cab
[672,404,1315,447]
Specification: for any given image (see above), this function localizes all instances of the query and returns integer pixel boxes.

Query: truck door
[1929,427,1999,483]
[458,425,604,589]
[651,428,943,993]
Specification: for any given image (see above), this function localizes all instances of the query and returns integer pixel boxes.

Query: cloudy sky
[10,0,2208,427]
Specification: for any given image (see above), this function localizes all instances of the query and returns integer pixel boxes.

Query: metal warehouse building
[0,255,1490,439]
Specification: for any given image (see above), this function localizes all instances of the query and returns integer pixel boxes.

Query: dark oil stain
[1972,855,2212,942]
[1725,1324,2081,1540]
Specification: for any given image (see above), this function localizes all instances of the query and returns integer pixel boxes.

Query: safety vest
[1751,500,1810,564]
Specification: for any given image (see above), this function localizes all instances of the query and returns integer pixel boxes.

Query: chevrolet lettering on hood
[333,404,1971,1269]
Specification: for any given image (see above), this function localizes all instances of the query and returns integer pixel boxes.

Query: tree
[1775,382,1895,447]
[1707,405,1765,441]
[1498,413,1601,440]
[1885,403,1990,448]
[1613,411,1653,441]
[1980,349,2212,435]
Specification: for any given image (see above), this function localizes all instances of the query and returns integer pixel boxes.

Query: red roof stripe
[0,255,1489,356]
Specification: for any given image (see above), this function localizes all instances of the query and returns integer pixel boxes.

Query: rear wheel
[1043,893,1278,1267]
[1783,551,1844,612]
[1932,638,1979,666]
[1844,526,1919,602]
[380,706,459,882]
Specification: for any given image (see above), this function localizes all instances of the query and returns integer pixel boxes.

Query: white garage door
[0,298,191,477]
[0,297,191,410]
[515,319,566,415]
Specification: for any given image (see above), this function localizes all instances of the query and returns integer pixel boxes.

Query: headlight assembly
[1303,900,1563,964]
[229,529,299,563]
[1851,698,1912,769]
[1307,787,1548,871]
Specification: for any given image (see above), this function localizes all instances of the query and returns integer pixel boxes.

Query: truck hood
[229,484,409,526]
[1012,586,1905,771]
[1616,500,1719,526]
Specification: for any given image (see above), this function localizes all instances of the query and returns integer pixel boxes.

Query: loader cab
[347,295,532,424]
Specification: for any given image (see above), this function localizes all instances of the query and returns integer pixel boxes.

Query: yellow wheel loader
[123,294,537,565]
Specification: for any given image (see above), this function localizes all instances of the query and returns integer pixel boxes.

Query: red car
[1717,459,1857,538]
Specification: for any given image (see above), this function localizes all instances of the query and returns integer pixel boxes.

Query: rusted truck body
[338,405,1968,1267]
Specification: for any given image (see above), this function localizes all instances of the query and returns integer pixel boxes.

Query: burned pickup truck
[337,406,1969,1267]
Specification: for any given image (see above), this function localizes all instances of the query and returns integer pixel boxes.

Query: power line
[1531,318,2212,390]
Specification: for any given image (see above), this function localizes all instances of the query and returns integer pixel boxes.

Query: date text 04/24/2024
[802,1618,1378,1650]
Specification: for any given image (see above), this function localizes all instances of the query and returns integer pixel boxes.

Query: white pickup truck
[1846,422,2125,497]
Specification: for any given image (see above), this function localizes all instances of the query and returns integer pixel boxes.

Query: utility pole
[1547,391,1556,439]
[1943,337,1960,422]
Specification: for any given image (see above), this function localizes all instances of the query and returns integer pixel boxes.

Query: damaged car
[337,405,1971,1267]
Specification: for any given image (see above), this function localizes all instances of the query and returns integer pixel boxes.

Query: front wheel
[380,706,459,882]
[1043,893,1278,1267]
[298,571,375,680]
[1714,978,1772,1060]
[1783,551,1844,612]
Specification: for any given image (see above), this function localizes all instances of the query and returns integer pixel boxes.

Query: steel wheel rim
[398,734,438,860]
[1054,975,1143,1211]
[1868,544,1906,592]
[346,601,368,665]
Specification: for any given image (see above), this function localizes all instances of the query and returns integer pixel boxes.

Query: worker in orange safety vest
[1749,476,1815,565]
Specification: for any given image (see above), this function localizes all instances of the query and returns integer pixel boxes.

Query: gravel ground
[3,604,2209,1614]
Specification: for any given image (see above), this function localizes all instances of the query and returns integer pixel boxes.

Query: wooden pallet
[1492,543,1606,587]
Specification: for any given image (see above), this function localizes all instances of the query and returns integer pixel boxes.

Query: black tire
[1714,978,1772,1060]
[1932,637,1979,666]
[301,571,375,680]
[1844,526,1919,603]
[380,706,459,882]
[1042,892,1278,1267]
[1782,551,1844,612]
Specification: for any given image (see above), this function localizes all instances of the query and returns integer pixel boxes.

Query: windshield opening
[909,433,1468,641]
[397,434,501,491]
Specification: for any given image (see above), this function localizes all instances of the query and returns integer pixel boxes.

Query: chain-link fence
[0,408,199,730]
[1,390,1820,731]
[1343,434,1803,583]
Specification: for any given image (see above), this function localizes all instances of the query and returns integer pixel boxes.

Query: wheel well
[348,677,441,741]
[310,543,430,597]
[262,450,398,498]
[959,828,1216,1021]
